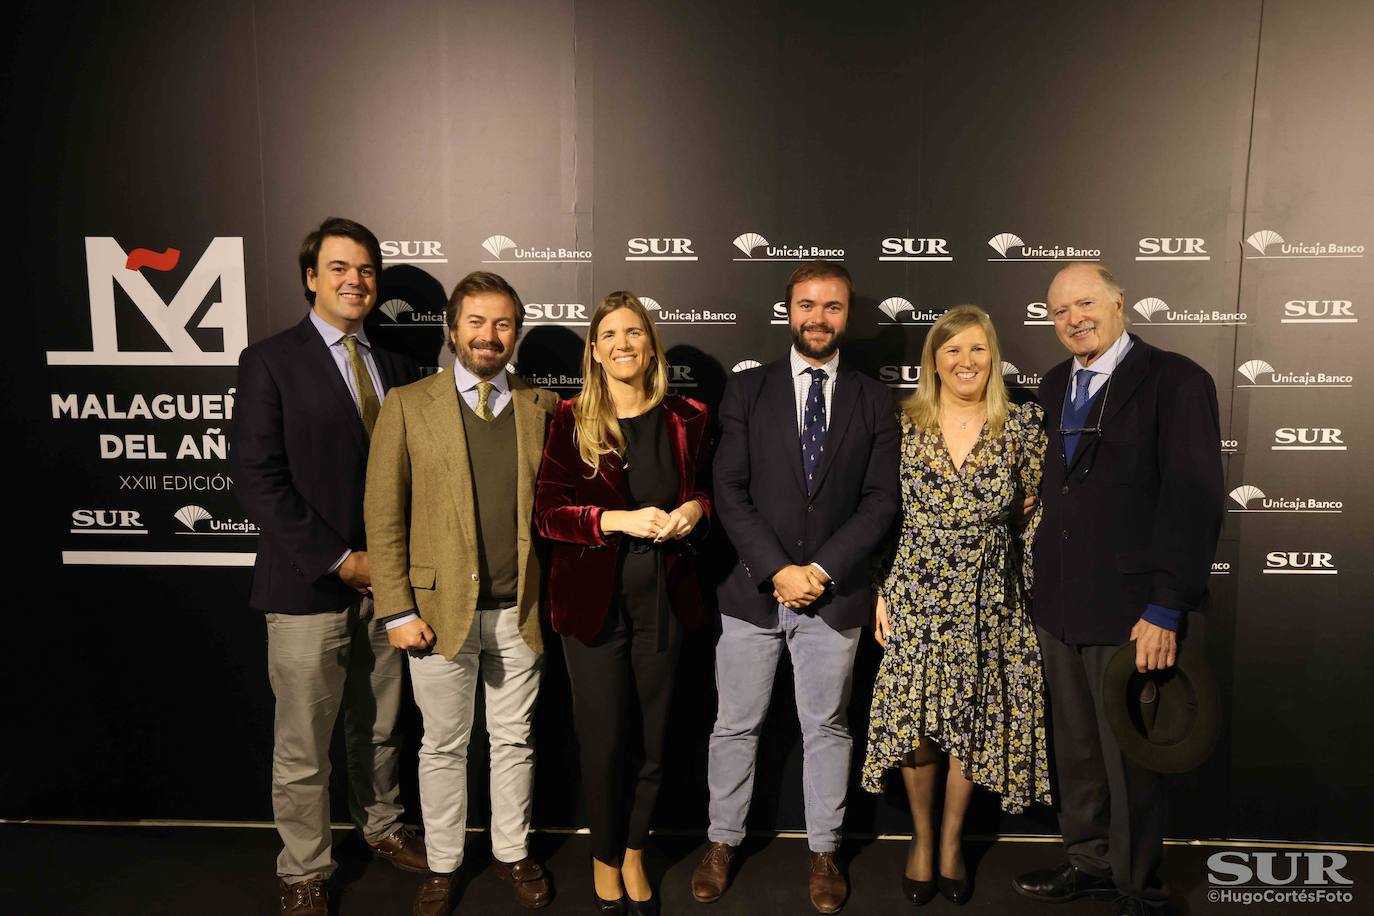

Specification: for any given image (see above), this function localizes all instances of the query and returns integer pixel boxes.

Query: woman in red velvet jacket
[534,291,712,915]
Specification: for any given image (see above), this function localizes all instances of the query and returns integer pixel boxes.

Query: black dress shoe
[627,891,659,916]
[939,873,972,905]
[1013,862,1116,902]
[593,890,627,914]
[901,875,937,906]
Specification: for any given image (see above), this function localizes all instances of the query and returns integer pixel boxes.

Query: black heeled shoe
[901,875,938,906]
[627,890,660,916]
[938,873,972,905]
[593,890,627,914]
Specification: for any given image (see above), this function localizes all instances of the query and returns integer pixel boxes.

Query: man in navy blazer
[1014,263,1223,916]
[693,262,899,913]
[233,218,425,916]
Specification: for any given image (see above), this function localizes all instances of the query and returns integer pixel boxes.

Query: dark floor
[1,825,1368,915]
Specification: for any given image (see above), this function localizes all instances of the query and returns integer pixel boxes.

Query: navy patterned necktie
[1063,368,1097,463]
[802,367,828,493]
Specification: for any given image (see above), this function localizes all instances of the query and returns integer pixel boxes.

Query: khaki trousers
[267,597,405,880]
[408,605,544,873]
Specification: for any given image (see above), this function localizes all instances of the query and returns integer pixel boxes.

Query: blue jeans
[707,607,861,852]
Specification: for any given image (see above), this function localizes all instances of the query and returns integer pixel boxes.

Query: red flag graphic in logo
[125,247,182,272]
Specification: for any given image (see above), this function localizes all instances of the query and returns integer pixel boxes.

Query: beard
[456,338,509,378]
[790,321,843,361]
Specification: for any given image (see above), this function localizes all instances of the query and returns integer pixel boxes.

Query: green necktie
[341,335,380,437]
[475,381,495,421]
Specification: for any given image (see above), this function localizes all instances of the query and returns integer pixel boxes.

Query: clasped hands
[773,563,829,609]
[601,500,704,542]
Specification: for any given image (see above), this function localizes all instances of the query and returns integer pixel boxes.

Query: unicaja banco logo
[1245,228,1365,259]
[1237,359,1352,388]
[174,505,258,535]
[378,298,444,327]
[47,237,248,366]
[1228,484,1341,514]
[636,294,735,324]
[1001,362,1042,388]
[480,234,592,263]
[1131,297,1246,326]
[986,231,1100,262]
[877,297,945,325]
[732,231,843,261]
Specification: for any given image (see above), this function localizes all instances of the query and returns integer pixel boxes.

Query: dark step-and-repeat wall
[4,1,1371,843]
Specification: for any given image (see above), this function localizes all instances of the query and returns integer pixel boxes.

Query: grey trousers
[408,606,544,873]
[1037,626,1169,901]
[707,608,861,852]
[267,597,405,880]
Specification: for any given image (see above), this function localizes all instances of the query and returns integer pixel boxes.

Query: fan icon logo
[731,231,844,262]
[635,294,736,324]
[378,298,444,327]
[174,505,259,535]
[986,232,1100,262]
[1001,361,1043,388]
[1133,298,1170,321]
[1244,228,1365,259]
[732,359,762,373]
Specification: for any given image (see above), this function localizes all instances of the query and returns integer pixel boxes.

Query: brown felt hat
[1102,637,1221,774]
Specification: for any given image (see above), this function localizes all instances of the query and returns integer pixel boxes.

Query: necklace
[945,404,986,430]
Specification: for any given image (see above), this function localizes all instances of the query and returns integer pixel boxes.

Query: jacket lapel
[762,360,807,495]
[295,316,366,452]
[1097,334,1150,428]
[806,364,857,495]
[421,374,478,551]
[663,397,697,506]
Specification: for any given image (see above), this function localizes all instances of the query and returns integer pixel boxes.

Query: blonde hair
[901,304,1011,437]
[573,291,670,473]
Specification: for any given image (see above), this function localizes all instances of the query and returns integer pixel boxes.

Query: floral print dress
[861,401,1052,813]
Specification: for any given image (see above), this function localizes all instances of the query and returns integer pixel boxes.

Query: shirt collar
[451,358,511,396]
[790,346,840,379]
[1072,330,1133,378]
[308,309,373,349]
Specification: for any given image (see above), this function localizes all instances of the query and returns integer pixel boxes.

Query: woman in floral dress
[863,305,1050,906]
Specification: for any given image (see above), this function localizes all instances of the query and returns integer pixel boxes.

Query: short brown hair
[445,271,524,353]
[298,217,383,305]
[785,260,853,308]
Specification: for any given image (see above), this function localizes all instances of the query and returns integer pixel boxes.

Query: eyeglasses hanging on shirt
[1057,366,1114,474]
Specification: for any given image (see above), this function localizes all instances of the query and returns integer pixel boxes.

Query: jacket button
[806,504,814,513]
[795,539,803,547]
[1061,485,1070,495]
[1061,529,1069,540]
[470,573,479,581]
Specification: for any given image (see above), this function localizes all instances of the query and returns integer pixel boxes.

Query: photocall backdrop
[3,0,1371,844]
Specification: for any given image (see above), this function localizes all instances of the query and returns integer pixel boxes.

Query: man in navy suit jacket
[232,218,425,916]
[1014,263,1223,916]
[692,262,899,914]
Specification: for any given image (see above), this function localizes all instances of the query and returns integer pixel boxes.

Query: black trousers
[1037,626,1169,901]
[563,591,683,864]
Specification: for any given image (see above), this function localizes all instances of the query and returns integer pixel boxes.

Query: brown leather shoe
[279,877,327,916]
[691,842,737,903]
[370,824,429,873]
[808,852,848,913]
[491,857,552,909]
[412,874,456,916]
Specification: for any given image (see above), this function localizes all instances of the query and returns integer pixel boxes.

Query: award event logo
[1023,302,1053,326]
[47,237,248,366]
[1263,551,1337,575]
[480,234,592,263]
[1271,428,1345,451]
[522,302,590,326]
[987,232,1101,262]
[1130,297,1246,326]
[1244,229,1364,259]
[174,505,259,535]
[70,509,147,535]
[879,365,922,389]
[1136,237,1210,261]
[732,232,844,261]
